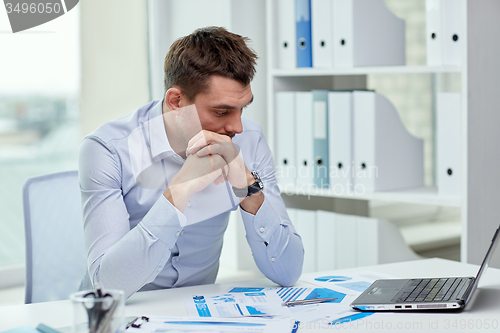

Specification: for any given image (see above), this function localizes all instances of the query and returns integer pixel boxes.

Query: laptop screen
[465,225,500,303]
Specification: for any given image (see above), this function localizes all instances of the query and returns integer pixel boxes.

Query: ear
[164,87,184,115]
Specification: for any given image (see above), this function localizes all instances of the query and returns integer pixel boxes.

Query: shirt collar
[148,99,178,162]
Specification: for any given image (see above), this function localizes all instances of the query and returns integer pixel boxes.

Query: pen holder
[70,289,125,333]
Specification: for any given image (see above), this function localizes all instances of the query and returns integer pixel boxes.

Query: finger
[213,173,225,185]
[186,135,208,156]
[197,142,222,157]
[187,131,232,155]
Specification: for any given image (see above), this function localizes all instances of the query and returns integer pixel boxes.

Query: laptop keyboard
[392,277,469,303]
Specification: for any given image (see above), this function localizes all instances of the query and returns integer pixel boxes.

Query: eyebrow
[212,95,254,110]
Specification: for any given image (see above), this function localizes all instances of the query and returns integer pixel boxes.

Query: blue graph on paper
[314,276,352,283]
[246,306,266,315]
[276,287,346,303]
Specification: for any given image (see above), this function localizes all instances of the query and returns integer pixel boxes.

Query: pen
[282,297,338,307]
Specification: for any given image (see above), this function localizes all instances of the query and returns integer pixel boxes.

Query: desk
[1,258,500,332]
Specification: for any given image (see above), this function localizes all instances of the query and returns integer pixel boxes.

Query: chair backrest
[23,170,87,303]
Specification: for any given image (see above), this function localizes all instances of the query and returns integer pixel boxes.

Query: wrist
[163,181,193,212]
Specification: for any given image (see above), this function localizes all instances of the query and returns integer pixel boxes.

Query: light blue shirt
[79,100,304,298]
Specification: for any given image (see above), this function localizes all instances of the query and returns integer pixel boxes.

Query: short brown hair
[164,26,258,102]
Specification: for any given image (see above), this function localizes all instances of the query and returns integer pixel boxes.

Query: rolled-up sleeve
[240,131,304,287]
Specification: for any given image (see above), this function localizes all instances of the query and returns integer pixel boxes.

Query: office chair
[22,170,87,303]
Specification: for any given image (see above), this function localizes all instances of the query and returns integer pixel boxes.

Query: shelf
[271,65,462,77]
[279,185,462,207]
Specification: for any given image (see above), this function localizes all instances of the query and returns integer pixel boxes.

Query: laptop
[351,224,500,311]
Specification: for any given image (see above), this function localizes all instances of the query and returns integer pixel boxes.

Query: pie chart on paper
[314,276,352,283]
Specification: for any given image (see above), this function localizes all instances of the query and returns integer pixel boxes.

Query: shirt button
[259,226,265,233]
[180,230,184,235]
[176,257,179,262]
[187,202,192,207]
[175,231,180,237]
[157,266,162,272]
[271,257,276,262]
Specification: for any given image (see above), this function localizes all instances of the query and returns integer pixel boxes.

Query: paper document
[184,286,349,318]
[126,316,291,333]
[184,288,288,318]
[300,271,395,296]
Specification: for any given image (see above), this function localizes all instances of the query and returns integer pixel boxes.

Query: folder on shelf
[295,0,312,67]
[294,208,317,273]
[437,92,461,197]
[333,0,405,67]
[276,0,297,68]
[316,210,336,271]
[335,213,357,269]
[353,90,424,192]
[295,91,314,188]
[425,0,443,66]
[275,91,296,189]
[357,217,419,266]
[356,216,379,267]
[312,90,329,189]
[311,0,333,68]
[328,91,354,193]
[441,0,464,66]
[426,0,464,66]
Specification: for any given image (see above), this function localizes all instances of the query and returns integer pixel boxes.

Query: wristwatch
[232,171,264,198]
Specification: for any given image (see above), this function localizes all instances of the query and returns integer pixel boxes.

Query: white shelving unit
[271,65,461,77]
[265,0,500,268]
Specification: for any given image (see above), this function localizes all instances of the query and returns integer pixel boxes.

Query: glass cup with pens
[70,288,125,333]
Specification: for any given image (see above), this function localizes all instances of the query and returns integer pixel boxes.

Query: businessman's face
[190,75,253,138]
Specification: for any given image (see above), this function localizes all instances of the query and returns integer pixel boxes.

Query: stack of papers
[127,271,392,332]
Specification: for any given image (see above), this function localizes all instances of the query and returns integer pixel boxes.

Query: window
[0,5,80,276]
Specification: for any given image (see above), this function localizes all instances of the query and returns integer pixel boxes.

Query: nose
[225,112,243,135]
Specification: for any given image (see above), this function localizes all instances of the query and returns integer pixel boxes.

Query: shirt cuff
[240,196,280,242]
[139,195,186,248]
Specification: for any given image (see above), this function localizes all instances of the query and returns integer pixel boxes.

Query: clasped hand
[185,130,249,189]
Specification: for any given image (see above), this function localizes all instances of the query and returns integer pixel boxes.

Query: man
[79,26,304,298]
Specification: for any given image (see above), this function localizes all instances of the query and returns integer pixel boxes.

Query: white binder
[437,92,461,197]
[316,210,336,271]
[426,0,443,66]
[328,91,354,193]
[275,92,296,189]
[426,0,464,66]
[276,0,297,68]
[295,209,317,273]
[442,0,464,66]
[335,213,357,269]
[353,90,424,192]
[295,91,314,188]
[311,0,333,68]
[312,90,329,188]
[332,0,353,67]
[357,217,420,266]
[333,0,405,67]
[356,216,379,267]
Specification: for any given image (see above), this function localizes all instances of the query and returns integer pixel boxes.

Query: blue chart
[246,306,266,315]
[276,287,346,303]
[305,288,345,303]
[315,276,352,283]
[277,287,307,302]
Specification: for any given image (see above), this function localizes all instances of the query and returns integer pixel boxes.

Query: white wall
[148,0,268,135]
[80,0,150,137]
